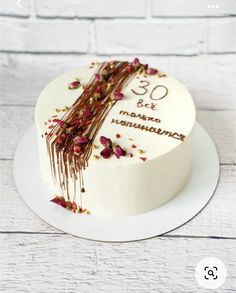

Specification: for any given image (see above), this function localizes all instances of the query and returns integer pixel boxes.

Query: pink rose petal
[100,136,112,148]
[68,80,80,89]
[126,64,134,73]
[50,196,66,208]
[83,110,93,118]
[114,90,124,101]
[113,145,126,159]
[147,68,158,75]
[132,58,140,66]
[77,136,90,144]
[52,119,65,129]
[95,85,102,94]
[74,145,81,154]
[95,73,102,81]
[100,147,113,159]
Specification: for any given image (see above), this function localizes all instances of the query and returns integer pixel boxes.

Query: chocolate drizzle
[46,61,141,207]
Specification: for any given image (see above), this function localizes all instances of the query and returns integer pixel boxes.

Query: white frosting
[35,62,196,216]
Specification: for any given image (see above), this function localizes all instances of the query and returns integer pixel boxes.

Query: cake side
[35,59,196,216]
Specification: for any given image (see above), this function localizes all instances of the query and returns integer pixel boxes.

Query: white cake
[35,59,196,216]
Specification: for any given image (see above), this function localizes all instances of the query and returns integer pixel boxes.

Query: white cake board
[14,122,219,242]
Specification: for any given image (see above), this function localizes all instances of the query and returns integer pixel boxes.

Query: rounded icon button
[195,257,227,289]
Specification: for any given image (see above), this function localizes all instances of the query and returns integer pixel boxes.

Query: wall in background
[0,0,236,110]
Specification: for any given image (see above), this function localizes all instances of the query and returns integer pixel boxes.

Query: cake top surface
[35,60,196,165]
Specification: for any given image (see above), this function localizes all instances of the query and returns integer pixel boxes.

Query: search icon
[208,270,214,277]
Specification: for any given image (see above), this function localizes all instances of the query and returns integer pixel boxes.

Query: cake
[35,59,196,216]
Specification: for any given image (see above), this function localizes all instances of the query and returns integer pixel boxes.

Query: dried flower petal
[77,136,90,144]
[83,109,93,118]
[95,85,102,94]
[147,68,158,75]
[60,201,67,208]
[140,157,147,161]
[143,64,148,71]
[50,197,61,205]
[79,207,84,213]
[68,80,80,90]
[52,119,65,129]
[50,196,88,213]
[132,57,140,65]
[114,90,124,101]
[100,136,112,148]
[100,147,113,159]
[113,145,126,159]
[74,145,81,154]
[126,64,134,73]
[95,73,102,81]
[116,133,121,138]
[50,196,66,208]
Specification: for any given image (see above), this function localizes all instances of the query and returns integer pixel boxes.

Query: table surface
[1,63,236,293]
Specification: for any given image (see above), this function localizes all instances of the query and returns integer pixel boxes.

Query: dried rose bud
[132,58,141,69]
[83,109,93,118]
[126,64,134,73]
[53,119,65,129]
[100,147,113,159]
[147,68,158,75]
[132,57,140,65]
[51,196,66,208]
[95,85,102,94]
[100,136,112,148]
[77,136,89,144]
[50,197,61,205]
[68,80,80,89]
[60,201,67,208]
[74,145,81,154]
[113,145,126,159]
[95,73,102,81]
[114,90,124,101]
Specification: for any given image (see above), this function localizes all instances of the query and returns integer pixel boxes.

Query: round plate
[14,122,220,242]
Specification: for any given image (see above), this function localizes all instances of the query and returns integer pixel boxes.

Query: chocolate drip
[46,61,141,206]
